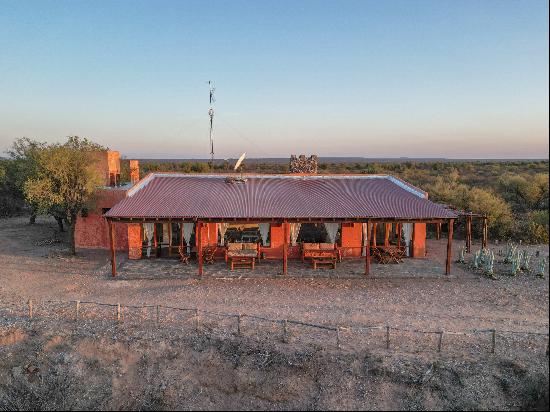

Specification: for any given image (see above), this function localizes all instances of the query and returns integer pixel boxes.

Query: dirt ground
[0,216,549,410]
[0,216,547,334]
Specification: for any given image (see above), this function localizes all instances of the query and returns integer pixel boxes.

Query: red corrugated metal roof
[105,174,458,220]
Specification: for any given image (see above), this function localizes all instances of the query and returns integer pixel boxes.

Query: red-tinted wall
[261,223,301,259]
[128,223,142,259]
[75,188,127,251]
[75,215,127,251]
[340,222,363,257]
[412,223,426,257]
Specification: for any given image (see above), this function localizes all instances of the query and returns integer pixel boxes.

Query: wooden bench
[302,243,341,263]
[229,256,255,270]
[311,256,336,269]
[225,242,260,262]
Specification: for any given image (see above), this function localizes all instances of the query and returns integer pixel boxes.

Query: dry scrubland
[0,216,549,410]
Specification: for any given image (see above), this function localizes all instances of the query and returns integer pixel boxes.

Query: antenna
[208,81,215,169]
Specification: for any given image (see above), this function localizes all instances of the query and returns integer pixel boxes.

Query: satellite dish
[234,152,246,171]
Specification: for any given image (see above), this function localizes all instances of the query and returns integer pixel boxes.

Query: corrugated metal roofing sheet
[105,174,458,220]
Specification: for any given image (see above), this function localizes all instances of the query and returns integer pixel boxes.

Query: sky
[0,0,548,159]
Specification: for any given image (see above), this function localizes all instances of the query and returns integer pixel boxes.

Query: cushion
[319,243,335,250]
[228,249,257,257]
[303,243,319,249]
[241,243,257,250]
[227,243,241,251]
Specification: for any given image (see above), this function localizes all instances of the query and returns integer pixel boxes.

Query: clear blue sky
[1,0,548,159]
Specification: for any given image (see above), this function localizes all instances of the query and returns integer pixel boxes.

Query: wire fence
[2,298,548,357]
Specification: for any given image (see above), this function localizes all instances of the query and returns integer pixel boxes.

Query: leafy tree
[6,138,46,223]
[119,158,131,184]
[531,173,549,210]
[424,170,469,209]
[466,187,513,239]
[0,162,5,184]
[24,136,105,254]
[526,210,549,243]
[498,174,543,212]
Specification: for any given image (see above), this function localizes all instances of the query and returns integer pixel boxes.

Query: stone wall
[289,155,318,174]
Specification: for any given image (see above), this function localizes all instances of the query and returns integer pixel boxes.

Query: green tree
[24,136,105,254]
[531,173,549,210]
[498,174,542,212]
[466,187,514,239]
[6,138,46,223]
[525,210,549,244]
[0,162,5,184]
[424,169,469,209]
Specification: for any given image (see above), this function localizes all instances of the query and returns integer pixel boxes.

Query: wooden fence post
[117,303,121,321]
[446,218,454,275]
[437,331,443,352]
[386,326,390,349]
[28,299,33,319]
[491,329,496,353]
[75,300,80,320]
[283,222,288,275]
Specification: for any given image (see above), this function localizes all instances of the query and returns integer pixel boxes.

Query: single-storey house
[75,151,466,277]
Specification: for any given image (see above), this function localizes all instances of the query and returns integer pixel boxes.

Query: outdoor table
[229,256,256,270]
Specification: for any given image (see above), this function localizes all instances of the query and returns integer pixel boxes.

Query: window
[297,223,328,243]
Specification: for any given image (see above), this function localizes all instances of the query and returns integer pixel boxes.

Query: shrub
[466,188,514,240]
[526,211,549,244]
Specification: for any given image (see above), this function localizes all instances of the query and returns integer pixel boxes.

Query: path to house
[0,216,548,335]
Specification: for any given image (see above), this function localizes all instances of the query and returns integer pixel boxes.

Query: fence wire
[4,298,548,356]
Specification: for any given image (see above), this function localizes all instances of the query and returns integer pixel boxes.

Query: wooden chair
[203,245,217,264]
[178,246,190,264]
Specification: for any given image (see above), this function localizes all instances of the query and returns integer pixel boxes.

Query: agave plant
[457,246,466,264]
[483,249,495,277]
[504,242,517,264]
[536,259,546,279]
[520,250,532,272]
[473,249,481,269]
[511,251,522,276]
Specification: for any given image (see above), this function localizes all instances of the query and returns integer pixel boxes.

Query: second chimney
[130,160,140,185]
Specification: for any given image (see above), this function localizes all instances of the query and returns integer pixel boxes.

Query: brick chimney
[92,150,121,186]
[107,151,121,186]
[130,160,140,185]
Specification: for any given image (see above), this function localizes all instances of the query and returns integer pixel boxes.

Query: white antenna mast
[208,81,215,169]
